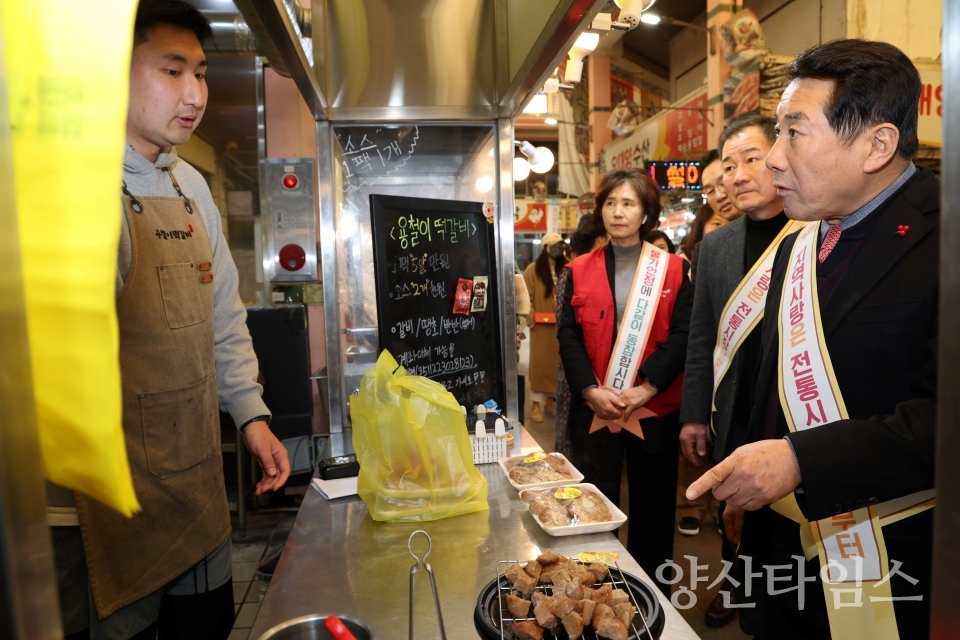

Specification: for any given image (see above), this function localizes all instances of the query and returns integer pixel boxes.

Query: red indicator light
[282,174,298,189]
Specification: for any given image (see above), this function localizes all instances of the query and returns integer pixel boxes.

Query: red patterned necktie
[818,224,843,263]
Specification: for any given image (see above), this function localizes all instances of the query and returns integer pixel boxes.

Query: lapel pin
[896,224,910,237]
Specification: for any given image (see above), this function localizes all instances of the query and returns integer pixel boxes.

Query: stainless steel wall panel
[316,121,345,434]
[498,0,604,118]
[262,159,319,282]
[506,0,565,83]
[496,118,519,421]
[320,0,497,113]
[932,0,960,634]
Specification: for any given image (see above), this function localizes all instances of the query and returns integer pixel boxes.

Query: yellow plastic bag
[2,0,140,515]
[351,350,488,522]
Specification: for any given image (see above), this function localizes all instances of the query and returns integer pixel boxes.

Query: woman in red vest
[558,169,693,595]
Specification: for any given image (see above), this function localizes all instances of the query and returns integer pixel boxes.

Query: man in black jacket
[687,39,936,639]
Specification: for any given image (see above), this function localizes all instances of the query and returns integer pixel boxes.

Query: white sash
[710,220,805,420]
[589,241,669,438]
[775,221,934,640]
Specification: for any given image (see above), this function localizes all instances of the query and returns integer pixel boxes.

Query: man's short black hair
[789,39,921,159]
[134,0,212,48]
[699,149,720,168]
[717,115,777,159]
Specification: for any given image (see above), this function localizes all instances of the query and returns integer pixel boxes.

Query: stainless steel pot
[255,613,375,640]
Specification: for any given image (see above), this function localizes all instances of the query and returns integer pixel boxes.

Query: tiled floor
[521,378,752,640]
[227,513,297,640]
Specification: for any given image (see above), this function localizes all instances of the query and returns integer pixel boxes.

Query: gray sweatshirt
[121,145,269,428]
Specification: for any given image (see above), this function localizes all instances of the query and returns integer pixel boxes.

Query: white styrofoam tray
[519,482,628,537]
[497,452,584,490]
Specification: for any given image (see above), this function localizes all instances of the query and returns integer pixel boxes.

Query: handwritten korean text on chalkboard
[389,213,477,250]
[336,126,419,192]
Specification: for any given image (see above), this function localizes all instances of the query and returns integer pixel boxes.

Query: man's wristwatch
[240,415,271,432]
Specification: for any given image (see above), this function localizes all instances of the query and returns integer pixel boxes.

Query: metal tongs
[407,530,447,640]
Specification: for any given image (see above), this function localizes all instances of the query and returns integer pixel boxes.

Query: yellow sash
[710,220,806,424]
[774,221,934,640]
[589,241,669,438]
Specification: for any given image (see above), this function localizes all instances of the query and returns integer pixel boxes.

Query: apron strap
[121,181,143,213]
[164,168,194,214]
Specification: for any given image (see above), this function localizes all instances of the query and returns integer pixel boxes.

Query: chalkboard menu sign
[370,194,504,412]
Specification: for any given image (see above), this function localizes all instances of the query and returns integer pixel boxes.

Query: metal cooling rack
[495,559,654,640]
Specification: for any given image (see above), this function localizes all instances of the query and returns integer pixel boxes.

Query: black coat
[557,243,693,452]
[742,167,939,636]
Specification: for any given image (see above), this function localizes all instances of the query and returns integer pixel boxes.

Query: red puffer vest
[568,243,685,416]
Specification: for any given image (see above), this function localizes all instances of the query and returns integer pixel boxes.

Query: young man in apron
[48,2,290,638]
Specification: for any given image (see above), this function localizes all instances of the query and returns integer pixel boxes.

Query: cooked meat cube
[510,620,544,640]
[566,559,581,572]
[524,560,542,581]
[564,579,583,601]
[610,589,630,605]
[549,595,577,618]
[588,563,609,582]
[533,600,557,629]
[550,568,572,587]
[592,602,615,624]
[578,570,597,587]
[594,615,628,640]
[531,592,547,609]
[506,594,531,619]
[566,490,612,524]
[561,611,585,638]
[569,566,594,587]
[581,586,595,601]
[539,563,565,583]
[613,602,637,629]
[592,584,613,605]
[504,562,524,584]
[536,550,562,566]
[580,599,597,625]
[512,570,537,598]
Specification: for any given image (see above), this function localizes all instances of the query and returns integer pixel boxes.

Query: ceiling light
[475,175,494,193]
[514,157,531,181]
[529,147,555,174]
[564,32,600,83]
[640,13,660,24]
[517,141,555,174]
[613,0,657,29]
[544,117,558,125]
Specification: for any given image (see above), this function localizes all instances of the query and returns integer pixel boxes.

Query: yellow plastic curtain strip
[2,0,140,515]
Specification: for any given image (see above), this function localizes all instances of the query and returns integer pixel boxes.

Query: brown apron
[75,170,230,618]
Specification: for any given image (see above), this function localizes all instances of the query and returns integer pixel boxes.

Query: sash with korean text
[775,221,934,640]
[589,241,668,438]
[710,220,806,421]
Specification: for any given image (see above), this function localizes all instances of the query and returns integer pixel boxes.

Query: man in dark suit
[687,39,937,639]
[679,115,788,629]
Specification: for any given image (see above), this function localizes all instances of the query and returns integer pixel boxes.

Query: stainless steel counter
[249,426,700,640]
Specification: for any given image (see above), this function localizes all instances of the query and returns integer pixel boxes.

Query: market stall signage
[599,88,708,172]
[369,195,506,411]
[648,161,701,191]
